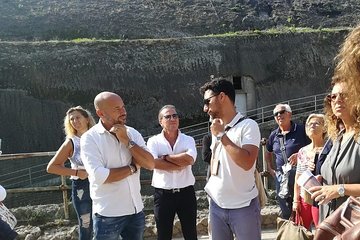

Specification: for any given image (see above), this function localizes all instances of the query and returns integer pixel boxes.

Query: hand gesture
[210,118,225,136]
[110,124,129,144]
[288,153,298,166]
[77,169,89,180]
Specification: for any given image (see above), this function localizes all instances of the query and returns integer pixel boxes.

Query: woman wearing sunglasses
[310,26,360,223]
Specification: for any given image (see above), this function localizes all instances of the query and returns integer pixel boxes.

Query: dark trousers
[154,186,197,240]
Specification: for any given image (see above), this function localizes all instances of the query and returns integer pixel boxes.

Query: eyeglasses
[203,94,219,106]
[306,121,321,127]
[162,113,179,120]
[273,109,286,117]
[326,92,347,102]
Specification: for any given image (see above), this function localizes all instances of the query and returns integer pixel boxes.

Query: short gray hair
[273,104,292,114]
[158,105,176,121]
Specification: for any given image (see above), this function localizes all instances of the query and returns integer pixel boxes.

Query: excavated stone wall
[1,0,359,41]
[0,31,347,153]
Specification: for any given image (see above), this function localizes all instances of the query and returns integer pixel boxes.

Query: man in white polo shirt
[147,105,198,240]
[81,91,155,240]
[199,78,261,240]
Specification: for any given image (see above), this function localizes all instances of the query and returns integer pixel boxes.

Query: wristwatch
[216,132,225,141]
[128,164,136,174]
[127,140,136,149]
[338,184,345,197]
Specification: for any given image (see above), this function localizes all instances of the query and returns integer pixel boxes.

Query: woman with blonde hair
[47,106,96,240]
[293,113,328,229]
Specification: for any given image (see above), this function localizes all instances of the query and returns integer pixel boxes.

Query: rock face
[0,0,359,41]
[11,190,280,239]
[0,0,357,153]
[0,30,347,154]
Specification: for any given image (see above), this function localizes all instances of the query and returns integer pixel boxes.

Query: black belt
[157,185,192,194]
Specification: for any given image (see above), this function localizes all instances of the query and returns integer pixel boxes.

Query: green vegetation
[3,26,351,45]
[204,26,349,38]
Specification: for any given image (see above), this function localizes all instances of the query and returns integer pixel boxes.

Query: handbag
[314,196,360,240]
[255,168,268,208]
[0,202,17,229]
[276,211,314,240]
[333,222,360,240]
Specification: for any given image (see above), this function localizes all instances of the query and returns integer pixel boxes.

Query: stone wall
[1,0,359,41]
[11,190,280,239]
[0,30,347,153]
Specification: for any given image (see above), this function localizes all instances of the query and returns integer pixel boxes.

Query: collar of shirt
[224,112,244,131]
[275,121,297,135]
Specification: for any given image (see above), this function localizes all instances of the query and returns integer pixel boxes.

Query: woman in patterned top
[47,106,96,240]
[293,113,327,229]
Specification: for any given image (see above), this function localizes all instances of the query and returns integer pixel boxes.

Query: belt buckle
[172,188,180,193]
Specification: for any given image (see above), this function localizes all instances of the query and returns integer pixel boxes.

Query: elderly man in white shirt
[81,91,155,240]
[147,105,198,240]
[200,78,261,240]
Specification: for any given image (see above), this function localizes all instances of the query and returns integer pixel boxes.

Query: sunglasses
[163,113,179,120]
[326,92,347,102]
[306,121,322,127]
[203,94,219,106]
[273,109,286,117]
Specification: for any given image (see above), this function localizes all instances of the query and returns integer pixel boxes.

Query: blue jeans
[275,168,296,220]
[93,211,145,240]
[0,218,17,240]
[72,179,93,240]
[210,197,261,240]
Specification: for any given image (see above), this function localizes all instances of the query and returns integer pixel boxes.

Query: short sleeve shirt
[204,113,261,209]
[266,122,309,170]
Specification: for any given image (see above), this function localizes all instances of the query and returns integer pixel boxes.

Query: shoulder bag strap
[224,116,246,133]
[278,135,288,165]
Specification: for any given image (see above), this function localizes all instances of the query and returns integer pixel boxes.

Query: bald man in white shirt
[81,91,154,240]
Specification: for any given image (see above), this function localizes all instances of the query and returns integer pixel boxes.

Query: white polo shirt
[204,113,261,209]
[80,120,148,217]
[147,130,197,189]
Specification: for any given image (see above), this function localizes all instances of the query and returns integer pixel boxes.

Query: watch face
[339,185,345,196]
[128,140,136,148]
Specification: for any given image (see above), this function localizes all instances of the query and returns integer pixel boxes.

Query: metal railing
[0,92,327,215]
[178,93,327,145]
[0,92,327,188]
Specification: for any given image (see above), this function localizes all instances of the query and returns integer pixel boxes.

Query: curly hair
[64,106,96,138]
[324,77,360,140]
[330,25,360,140]
[335,25,360,98]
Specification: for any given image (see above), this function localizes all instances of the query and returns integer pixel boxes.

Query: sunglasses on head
[273,109,286,117]
[163,113,179,120]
